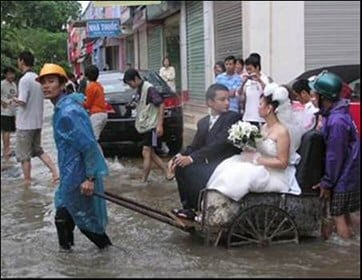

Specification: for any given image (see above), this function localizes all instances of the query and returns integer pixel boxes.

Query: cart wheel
[227,204,299,248]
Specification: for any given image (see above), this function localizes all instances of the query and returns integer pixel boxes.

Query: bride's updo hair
[261,93,279,112]
[261,83,292,113]
[261,83,280,111]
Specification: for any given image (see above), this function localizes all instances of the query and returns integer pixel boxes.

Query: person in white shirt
[13,51,58,186]
[238,55,269,127]
[159,57,176,92]
[1,66,18,162]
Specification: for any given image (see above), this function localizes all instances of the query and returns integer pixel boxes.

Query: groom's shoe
[172,208,196,220]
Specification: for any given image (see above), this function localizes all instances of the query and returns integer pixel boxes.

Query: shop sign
[87,19,120,38]
[133,8,146,30]
[94,1,161,7]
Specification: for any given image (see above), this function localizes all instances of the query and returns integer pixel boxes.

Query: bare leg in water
[20,152,58,186]
[150,149,174,180]
[141,146,173,182]
[39,152,59,184]
[20,160,32,187]
[333,214,357,239]
[2,131,12,162]
[141,146,152,182]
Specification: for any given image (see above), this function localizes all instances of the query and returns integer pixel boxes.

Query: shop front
[163,13,181,92]
[147,2,181,91]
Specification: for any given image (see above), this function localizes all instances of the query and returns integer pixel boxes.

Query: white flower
[227,121,261,149]
[250,124,259,134]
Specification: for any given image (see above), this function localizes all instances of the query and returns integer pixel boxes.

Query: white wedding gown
[206,137,301,202]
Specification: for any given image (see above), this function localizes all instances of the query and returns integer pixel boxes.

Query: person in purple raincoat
[309,71,360,239]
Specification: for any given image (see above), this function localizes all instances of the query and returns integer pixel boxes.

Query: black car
[98,70,183,156]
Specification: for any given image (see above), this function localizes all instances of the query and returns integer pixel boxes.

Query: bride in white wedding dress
[206,85,302,203]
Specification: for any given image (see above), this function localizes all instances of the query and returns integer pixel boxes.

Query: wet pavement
[1,100,360,278]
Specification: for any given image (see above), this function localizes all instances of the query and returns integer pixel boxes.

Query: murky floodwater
[1,100,360,278]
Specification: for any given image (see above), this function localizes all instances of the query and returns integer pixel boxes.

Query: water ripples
[1,101,360,278]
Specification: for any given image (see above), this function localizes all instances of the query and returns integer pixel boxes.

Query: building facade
[67,1,360,128]
[182,1,360,128]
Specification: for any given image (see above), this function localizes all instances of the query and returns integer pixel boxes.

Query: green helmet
[308,71,342,101]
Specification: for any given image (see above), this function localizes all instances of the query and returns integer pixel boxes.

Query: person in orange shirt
[83,65,107,141]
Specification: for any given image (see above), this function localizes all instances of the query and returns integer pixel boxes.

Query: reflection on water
[1,101,360,278]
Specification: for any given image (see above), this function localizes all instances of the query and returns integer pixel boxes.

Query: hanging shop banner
[93,1,161,7]
[87,19,120,38]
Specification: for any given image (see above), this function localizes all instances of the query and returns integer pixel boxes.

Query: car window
[139,71,170,93]
[99,78,131,94]
[98,70,172,95]
[99,72,131,94]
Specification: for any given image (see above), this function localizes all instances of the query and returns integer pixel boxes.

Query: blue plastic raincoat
[53,93,109,234]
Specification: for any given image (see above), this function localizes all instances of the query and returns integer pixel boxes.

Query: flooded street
[1,100,360,278]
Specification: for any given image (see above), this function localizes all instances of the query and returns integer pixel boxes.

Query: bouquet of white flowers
[227,121,262,150]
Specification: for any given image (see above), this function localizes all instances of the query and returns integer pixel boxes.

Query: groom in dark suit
[169,83,241,220]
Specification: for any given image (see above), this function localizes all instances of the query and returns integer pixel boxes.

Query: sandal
[165,169,175,181]
[52,176,60,186]
[171,208,196,220]
[165,174,175,181]
[171,208,180,215]
[194,214,202,223]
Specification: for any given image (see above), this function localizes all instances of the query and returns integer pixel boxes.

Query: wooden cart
[95,129,328,248]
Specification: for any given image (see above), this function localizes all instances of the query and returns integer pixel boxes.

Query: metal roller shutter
[126,36,134,66]
[148,25,163,72]
[305,1,360,70]
[214,1,243,62]
[139,27,148,69]
[186,1,205,101]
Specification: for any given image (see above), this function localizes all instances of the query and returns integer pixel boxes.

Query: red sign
[350,102,360,135]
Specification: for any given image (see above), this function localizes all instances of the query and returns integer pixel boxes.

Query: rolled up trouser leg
[55,207,75,249]
[79,229,112,249]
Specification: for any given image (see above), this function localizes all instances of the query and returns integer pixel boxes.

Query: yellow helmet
[36,63,68,82]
